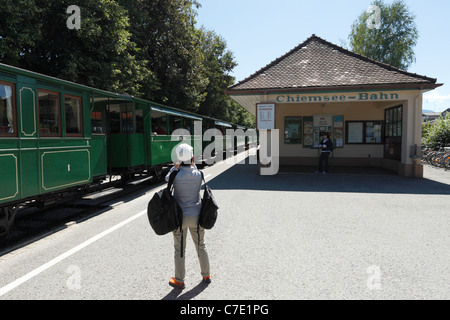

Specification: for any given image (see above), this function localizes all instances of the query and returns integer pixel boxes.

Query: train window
[0,82,15,136]
[38,89,60,136]
[183,118,193,135]
[135,109,144,134]
[121,111,133,133]
[91,111,105,134]
[108,103,138,133]
[65,95,83,136]
[108,104,121,133]
[151,112,167,135]
[169,116,183,134]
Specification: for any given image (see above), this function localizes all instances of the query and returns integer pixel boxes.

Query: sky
[195,0,450,112]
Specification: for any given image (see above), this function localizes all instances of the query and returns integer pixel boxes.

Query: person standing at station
[316,134,333,174]
[165,143,211,290]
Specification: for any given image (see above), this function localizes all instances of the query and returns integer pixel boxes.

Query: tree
[0,0,153,96]
[348,0,419,70]
[120,0,208,113]
[198,29,235,119]
[0,0,254,127]
[0,0,43,66]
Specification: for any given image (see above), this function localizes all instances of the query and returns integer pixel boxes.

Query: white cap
[175,143,193,162]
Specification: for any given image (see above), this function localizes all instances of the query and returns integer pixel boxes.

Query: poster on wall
[333,115,344,148]
[313,114,333,148]
[303,116,314,148]
[256,104,275,130]
[284,116,302,144]
[347,122,364,143]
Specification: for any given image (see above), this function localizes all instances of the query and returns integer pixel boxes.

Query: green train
[0,63,256,238]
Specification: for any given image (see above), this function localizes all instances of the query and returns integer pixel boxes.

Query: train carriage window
[91,111,105,134]
[169,116,183,134]
[38,90,60,136]
[183,118,193,135]
[108,104,121,133]
[151,111,167,135]
[108,103,138,134]
[121,111,133,133]
[135,109,144,134]
[0,82,15,136]
[65,95,83,136]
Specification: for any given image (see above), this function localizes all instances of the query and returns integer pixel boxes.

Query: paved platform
[0,157,449,301]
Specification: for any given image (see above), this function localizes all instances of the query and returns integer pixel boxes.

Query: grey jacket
[165,165,202,217]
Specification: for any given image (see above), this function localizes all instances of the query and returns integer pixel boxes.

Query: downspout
[413,88,424,177]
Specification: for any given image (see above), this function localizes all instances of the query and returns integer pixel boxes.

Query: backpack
[198,171,219,230]
[147,170,183,236]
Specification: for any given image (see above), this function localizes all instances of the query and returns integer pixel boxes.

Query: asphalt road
[0,156,449,300]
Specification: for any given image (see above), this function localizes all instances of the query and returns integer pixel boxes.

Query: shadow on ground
[205,163,450,196]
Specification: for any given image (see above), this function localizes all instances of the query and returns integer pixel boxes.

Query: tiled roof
[228,34,439,92]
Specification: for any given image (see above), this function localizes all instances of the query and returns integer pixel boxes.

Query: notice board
[256,104,275,130]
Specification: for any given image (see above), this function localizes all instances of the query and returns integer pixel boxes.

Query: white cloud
[424,90,450,102]
[423,89,450,112]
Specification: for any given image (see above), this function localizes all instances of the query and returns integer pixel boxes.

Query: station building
[226,35,442,178]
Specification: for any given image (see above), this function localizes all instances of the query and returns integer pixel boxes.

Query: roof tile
[228,35,438,91]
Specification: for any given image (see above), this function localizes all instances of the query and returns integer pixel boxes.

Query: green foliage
[1,0,153,96]
[422,114,450,148]
[119,0,206,112]
[0,0,254,126]
[348,0,419,70]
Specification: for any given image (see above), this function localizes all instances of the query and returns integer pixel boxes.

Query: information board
[256,104,275,130]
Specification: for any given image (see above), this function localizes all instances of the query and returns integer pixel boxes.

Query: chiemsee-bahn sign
[275,91,400,104]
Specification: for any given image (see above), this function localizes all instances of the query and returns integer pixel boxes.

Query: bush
[422,113,450,149]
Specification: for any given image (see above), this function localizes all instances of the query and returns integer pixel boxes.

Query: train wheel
[152,166,163,182]
[0,206,18,240]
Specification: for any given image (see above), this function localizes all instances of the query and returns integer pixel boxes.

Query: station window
[346,121,383,144]
[385,106,402,137]
[0,81,15,136]
[65,95,83,136]
[38,90,60,136]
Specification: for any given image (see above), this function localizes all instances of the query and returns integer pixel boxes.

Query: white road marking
[0,210,146,297]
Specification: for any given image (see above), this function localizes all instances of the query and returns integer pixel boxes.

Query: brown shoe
[202,275,211,284]
[169,277,185,290]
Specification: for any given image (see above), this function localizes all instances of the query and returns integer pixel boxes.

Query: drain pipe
[413,89,424,177]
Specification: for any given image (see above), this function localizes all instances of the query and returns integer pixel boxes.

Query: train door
[90,96,108,179]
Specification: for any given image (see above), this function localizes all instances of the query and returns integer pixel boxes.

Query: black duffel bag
[198,171,219,230]
[147,170,183,235]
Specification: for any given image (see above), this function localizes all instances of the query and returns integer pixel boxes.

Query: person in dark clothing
[316,134,333,174]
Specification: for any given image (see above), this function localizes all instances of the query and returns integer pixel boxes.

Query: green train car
[0,63,255,238]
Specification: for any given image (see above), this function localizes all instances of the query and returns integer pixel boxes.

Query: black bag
[147,170,183,236]
[198,171,219,229]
